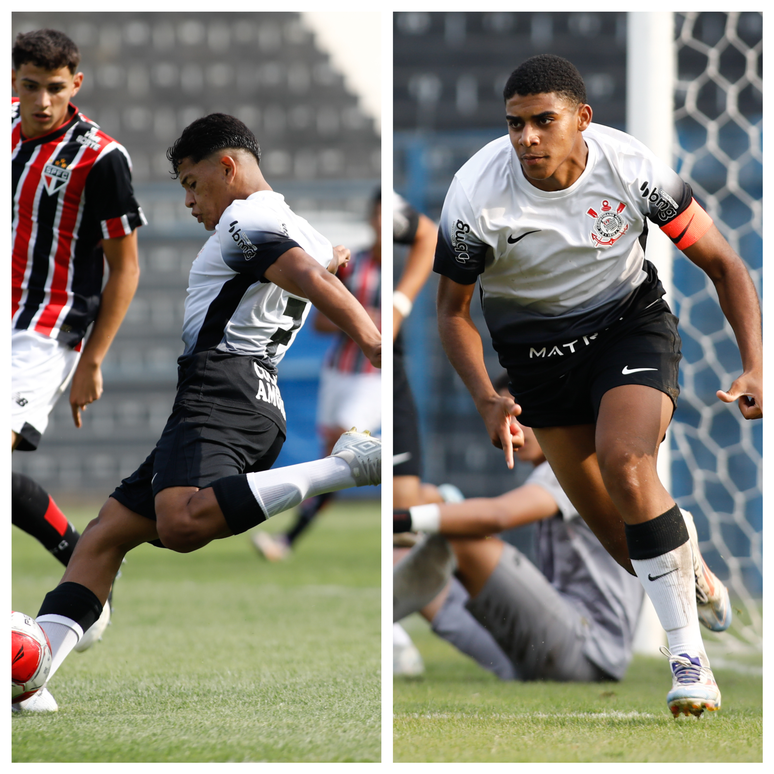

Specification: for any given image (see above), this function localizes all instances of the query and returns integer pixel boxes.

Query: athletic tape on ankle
[210,475,268,535]
[409,504,441,534]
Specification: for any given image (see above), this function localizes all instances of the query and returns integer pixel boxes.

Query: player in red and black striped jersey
[11,30,145,599]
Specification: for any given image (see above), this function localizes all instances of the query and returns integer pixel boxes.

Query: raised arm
[436,274,523,468]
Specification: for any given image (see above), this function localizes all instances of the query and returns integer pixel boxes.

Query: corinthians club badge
[587,199,629,247]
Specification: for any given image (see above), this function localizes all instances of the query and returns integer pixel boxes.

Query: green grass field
[394,615,762,763]
[12,499,381,763]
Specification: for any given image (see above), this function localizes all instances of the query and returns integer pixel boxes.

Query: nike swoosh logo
[648,568,678,581]
[622,365,658,375]
[392,452,412,466]
[507,230,541,244]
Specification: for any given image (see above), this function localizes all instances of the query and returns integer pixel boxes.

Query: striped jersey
[181,190,332,368]
[12,98,146,348]
[323,248,381,374]
[434,124,712,371]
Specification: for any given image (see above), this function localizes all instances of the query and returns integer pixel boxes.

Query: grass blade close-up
[393,616,762,763]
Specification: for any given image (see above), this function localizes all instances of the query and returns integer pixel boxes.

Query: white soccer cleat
[661,646,721,718]
[393,534,457,622]
[73,599,111,653]
[681,509,732,632]
[331,428,381,487]
[12,685,58,713]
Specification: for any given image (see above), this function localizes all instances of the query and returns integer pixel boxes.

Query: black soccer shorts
[111,351,286,521]
[508,300,682,428]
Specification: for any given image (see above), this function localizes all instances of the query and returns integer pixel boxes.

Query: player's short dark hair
[166,113,262,178]
[12,29,81,74]
[503,54,586,106]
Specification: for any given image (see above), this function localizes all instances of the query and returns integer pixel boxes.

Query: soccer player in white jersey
[15,114,381,712]
[434,55,762,717]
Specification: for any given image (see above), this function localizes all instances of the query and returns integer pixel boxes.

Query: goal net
[637,12,763,656]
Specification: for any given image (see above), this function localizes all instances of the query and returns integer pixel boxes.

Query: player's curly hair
[166,113,262,178]
[13,29,81,74]
[503,54,586,106]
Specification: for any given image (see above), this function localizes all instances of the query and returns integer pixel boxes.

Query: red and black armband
[659,197,713,250]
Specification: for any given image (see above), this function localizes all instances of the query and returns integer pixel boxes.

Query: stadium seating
[12,12,380,494]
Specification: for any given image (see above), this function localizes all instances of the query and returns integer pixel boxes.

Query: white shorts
[12,329,80,451]
[316,368,381,435]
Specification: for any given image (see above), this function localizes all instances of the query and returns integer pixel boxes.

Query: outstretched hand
[478,393,524,469]
[717,371,762,420]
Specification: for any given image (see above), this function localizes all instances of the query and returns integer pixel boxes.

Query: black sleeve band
[210,475,268,535]
[37,581,104,634]
[624,504,689,560]
[393,509,412,533]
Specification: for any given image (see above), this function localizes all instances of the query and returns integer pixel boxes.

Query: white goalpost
[627,12,674,655]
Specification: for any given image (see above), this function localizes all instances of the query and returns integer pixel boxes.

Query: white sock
[36,615,83,682]
[246,457,356,519]
[393,622,413,647]
[631,541,707,658]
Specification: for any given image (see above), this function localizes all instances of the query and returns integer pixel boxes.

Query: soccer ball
[12,611,52,703]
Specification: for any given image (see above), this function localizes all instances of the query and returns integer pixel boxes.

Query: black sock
[38,582,103,633]
[12,472,80,566]
[209,475,268,535]
[285,492,334,545]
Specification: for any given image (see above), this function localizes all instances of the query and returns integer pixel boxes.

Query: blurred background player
[11,28,145,650]
[253,189,382,562]
[392,190,458,675]
[393,373,645,682]
[392,190,445,509]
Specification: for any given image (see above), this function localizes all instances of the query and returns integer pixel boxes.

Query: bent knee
[155,514,202,553]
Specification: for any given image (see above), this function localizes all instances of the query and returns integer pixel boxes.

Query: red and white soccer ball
[12,611,52,703]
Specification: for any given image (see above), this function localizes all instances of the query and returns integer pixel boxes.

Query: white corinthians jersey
[182,191,332,365]
[434,124,711,369]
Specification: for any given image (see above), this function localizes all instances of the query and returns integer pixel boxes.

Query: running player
[15,113,381,713]
[12,29,145,647]
[433,54,761,716]
[254,190,382,561]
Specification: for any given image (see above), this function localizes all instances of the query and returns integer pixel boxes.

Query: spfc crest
[587,199,629,247]
[42,160,71,196]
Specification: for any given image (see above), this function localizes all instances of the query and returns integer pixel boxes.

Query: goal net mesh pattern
[670,11,762,654]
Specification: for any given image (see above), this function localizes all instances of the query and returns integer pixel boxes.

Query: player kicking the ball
[434,55,761,717]
[14,114,381,713]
